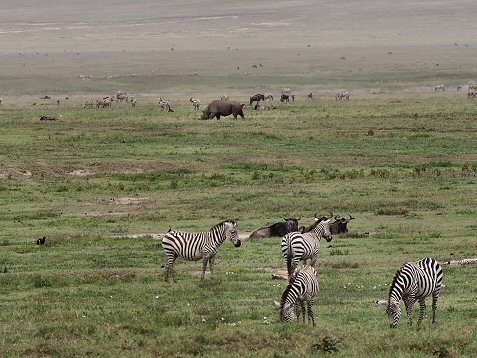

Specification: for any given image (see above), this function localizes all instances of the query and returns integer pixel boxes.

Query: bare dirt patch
[110,196,149,205]
[68,169,94,176]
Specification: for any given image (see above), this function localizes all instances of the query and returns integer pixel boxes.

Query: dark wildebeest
[249,93,265,106]
[36,236,47,245]
[330,214,355,235]
[201,99,245,120]
[249,215,301,238]
[280,94,295,102]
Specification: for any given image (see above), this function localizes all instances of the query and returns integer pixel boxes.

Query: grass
[1,92,477,357]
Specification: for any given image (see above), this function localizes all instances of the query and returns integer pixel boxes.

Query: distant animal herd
[161,214,443,328]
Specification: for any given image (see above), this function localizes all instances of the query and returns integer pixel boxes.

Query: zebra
[116,91,128,102]
[434,85,445,92]
[336,91,350,100]
[161,220,241,282]
[467,89,477,99]
[281,216,333,278]
[159,98,173,112]
[190,97,201,110]
[386,257,443,329]
[83,100,94,108]
[130,97,136,107]
[274,265,319,325]
[220,95,229,101]
[264,92,273,101]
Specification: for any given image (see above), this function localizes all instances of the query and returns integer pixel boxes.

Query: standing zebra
[336,90,350,100]
[190,97,201,110]
[162,220,241,282]
[281,216,333,278]
[274,265,319,325]
[159,98,173,112]
[386,257,443,328]
[434,85,445,92]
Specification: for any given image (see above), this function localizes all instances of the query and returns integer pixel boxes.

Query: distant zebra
[190,97,201,110]
[130,97,136,107]
[467,89,477,99]
[116,91,128,102]
[264,92,273,101]
[281,217,333,278]
[336,91,350,100]
[220,95,229,101]
[0,97,3,105]
[281,88,292,96]
[159,98,173,112]
[161,220,242,282]
[434,85,445,92]
[386,257,443,328]
[274,265,319,325]
[83,100,94,108]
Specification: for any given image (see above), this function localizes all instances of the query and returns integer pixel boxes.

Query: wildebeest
[300,213,354,235]
[201,99,245,120]
[249,215,301,238]
[249,93,265,106]
[329,214,355,235]
[307,92,313,100]
[40,115,58,121]
[280,93,295,102]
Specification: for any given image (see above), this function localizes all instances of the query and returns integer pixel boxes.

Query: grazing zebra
[281,88,292,95]
[161,220,241,282]
[467,89,477,99]
[190,97,201,110]
[386,257,443,329]
[336,91,350,100]
[159,98,173,112]
[116,91,128,102]
[434,85,445,92]
[281,217,333,278]
[264,92,273,101]
[274,265,319,326]
[83,100,94,108]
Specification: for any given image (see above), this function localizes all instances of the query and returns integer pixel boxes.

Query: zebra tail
[286,236,293,280]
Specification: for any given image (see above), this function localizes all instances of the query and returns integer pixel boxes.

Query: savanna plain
[1,1,477,357]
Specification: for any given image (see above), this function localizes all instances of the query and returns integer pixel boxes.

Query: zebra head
[320,217,333,242]
[386,299,401,328]
[224,220,241,247]
[274,300,294,323]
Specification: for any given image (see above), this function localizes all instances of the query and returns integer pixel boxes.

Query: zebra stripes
[274,265,319,325]
[190,97,201,110]
[336,90,350,100]
[162,220,241,282]
[386,257,443,328]
[281,217,333,278]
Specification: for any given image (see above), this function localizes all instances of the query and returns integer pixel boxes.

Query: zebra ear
[273,300,281,309]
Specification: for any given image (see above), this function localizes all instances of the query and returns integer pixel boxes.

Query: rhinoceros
[201,100,245,120]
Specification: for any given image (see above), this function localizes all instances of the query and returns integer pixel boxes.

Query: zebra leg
[404,296,415,326]
[209,255,216,275]
[202,254,210,280]
[432,291,439,324]
[165,254,178,283]
[417,299,426,328]
[307,299,315,326]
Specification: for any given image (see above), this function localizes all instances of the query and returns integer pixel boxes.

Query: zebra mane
[388,262,411,298]
[210,220,235,230]
[281,270,300,305]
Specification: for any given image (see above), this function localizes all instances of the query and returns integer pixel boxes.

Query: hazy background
[1,0,477,95]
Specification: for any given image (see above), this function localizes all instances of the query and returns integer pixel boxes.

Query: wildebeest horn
[348,214,355,220]
[328,212,334,219]
[334,215,341,220]
[295,217,301,221]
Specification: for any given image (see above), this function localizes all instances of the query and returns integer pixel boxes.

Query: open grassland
[0,91,477,357]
